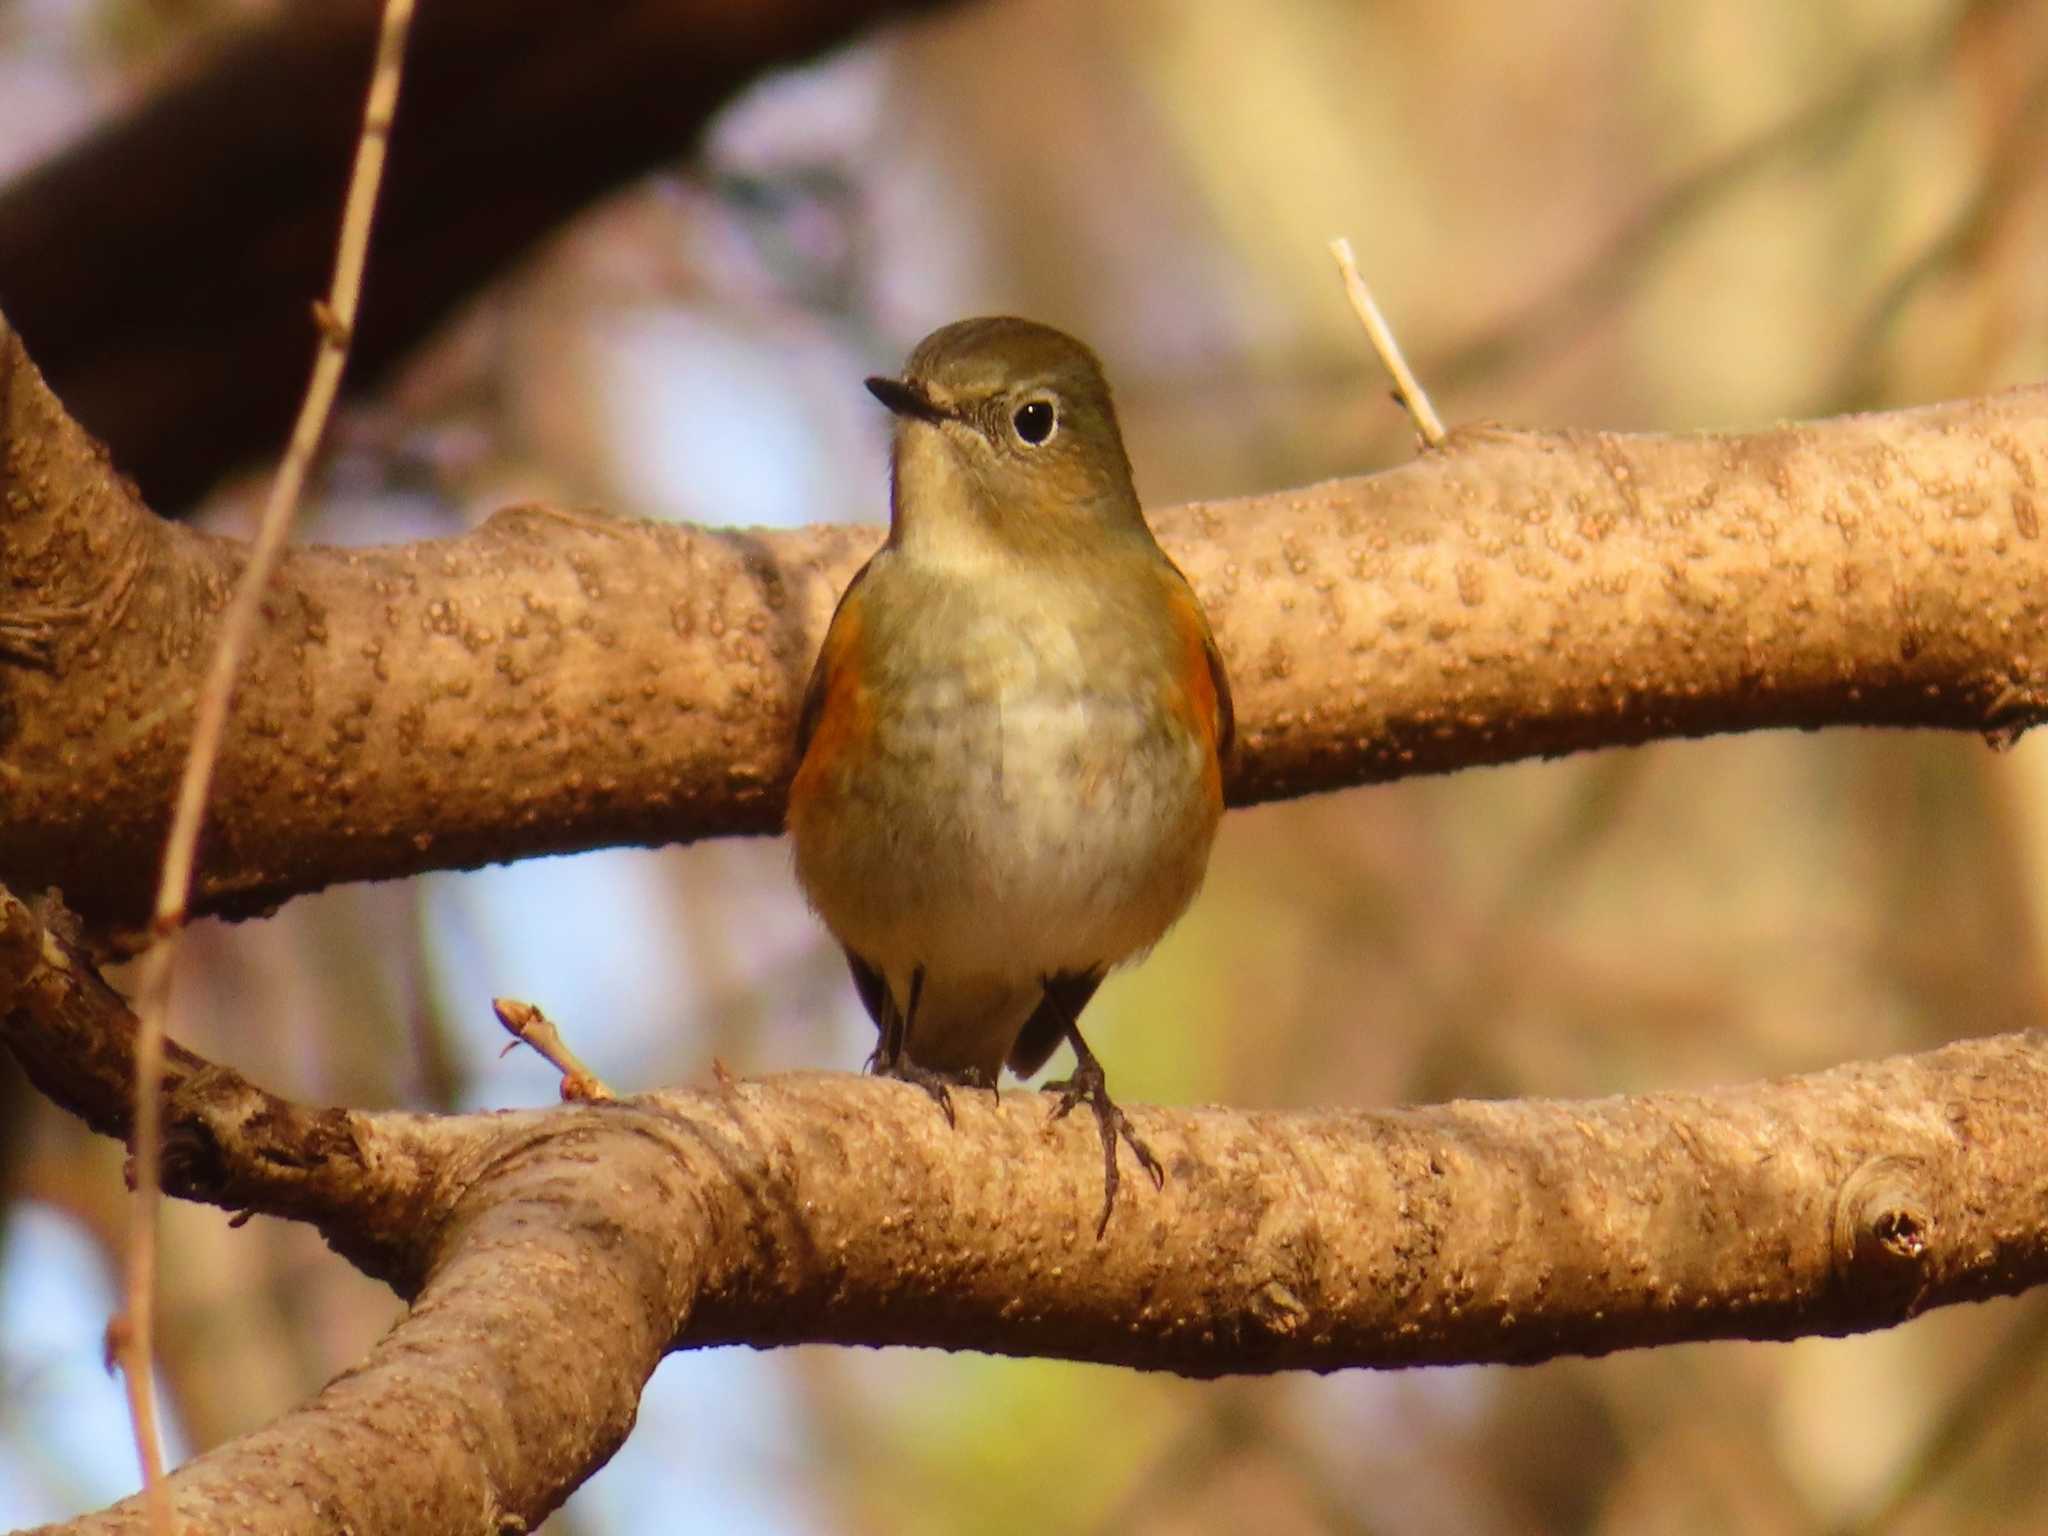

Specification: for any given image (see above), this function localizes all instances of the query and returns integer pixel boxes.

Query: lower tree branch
[0,891,453,1291]
[5,884,2046,1532]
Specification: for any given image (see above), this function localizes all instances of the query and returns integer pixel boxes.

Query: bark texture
[5,313,2046,934]
[4,885,2044,1535]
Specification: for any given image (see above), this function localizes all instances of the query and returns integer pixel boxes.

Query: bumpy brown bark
[5,885,2043,1535]
[5,313,2045,935]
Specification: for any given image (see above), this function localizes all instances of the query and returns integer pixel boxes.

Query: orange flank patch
[788,595,874,830]
[1159,573,1232,808]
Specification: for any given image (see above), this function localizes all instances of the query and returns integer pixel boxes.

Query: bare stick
[494,998,616,1103]
[114,0,418,1523]
[1329,236,1447,448]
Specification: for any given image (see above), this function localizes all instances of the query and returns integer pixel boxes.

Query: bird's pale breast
[790,547,1221,1074]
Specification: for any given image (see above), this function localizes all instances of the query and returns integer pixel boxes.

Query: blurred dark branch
[0,0,943,511]
[5,883,2048,1534]
[0,1054,27,1261]
[8,309,2048,936]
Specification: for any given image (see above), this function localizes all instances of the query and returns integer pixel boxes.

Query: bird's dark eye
[1011,399,1057,446]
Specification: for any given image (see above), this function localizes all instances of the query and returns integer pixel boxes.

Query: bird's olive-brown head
[866,317,1149,563]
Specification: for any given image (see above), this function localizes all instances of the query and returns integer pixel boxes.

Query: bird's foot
[872,1055,995,1130]
[1045,1036,1163,1238]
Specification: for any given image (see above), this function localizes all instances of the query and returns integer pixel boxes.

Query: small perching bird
[788,317,1232,1233]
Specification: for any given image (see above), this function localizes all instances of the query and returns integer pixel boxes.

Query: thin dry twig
[113,0,418,1521]
[494,997,616,1103]
[1329,235,1446,448]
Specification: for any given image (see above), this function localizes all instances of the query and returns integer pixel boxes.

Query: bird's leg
[873,963,919,1070]
[871,965,960,1127]
[1040,988,1164,1238]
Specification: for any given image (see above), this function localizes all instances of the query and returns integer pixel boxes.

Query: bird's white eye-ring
[1011,397,1057,446]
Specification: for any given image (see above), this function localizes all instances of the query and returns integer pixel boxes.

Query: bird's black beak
[864,375,950,425]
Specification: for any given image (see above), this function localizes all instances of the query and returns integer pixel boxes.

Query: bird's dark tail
[1006,969,1105,1077]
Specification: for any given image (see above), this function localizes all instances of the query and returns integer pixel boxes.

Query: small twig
[495,998,616,1103]
[1329,236,1447,449]
[115,0,417,1525]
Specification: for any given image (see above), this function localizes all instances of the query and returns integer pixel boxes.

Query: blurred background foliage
[5,0,2048,1531]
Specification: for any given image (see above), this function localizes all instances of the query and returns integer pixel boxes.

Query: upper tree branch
[4,883,2045,1535]
[4,314,2044,933]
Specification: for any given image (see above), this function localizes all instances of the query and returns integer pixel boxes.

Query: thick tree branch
[4,314,2045,934]
[5,883,2048,1532]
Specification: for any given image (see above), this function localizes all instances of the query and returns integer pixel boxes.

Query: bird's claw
[873,1056,998,1130]
[875,1056,964,1128]
[1046,1050,1163,1238]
